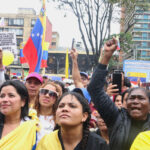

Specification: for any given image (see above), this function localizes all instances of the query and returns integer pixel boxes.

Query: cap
[80,72,88,79]
[72,88,84,97]
[26,72,43,84]
[72,88,91,103]
[43,75,49,79]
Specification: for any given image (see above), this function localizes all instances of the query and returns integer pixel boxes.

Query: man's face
[25,77,41,98]
[81,75,89,88]
[43,77,49,84]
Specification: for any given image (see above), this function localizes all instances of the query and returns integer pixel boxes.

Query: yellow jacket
[0,120,38,150]
[130,131,150,150]
[36,130,62,150]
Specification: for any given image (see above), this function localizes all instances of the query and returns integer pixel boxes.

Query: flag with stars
[23,0,48,73]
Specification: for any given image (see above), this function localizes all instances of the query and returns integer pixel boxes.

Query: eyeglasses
[39,89,58,98]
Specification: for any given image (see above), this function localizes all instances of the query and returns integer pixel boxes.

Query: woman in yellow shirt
[0,80,38,150]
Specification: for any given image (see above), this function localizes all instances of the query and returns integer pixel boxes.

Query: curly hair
[34,81,61,116]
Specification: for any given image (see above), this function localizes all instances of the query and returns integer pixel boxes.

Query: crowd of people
[0,38,149,150]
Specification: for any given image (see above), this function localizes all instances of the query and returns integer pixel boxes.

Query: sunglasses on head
[40,89,58,98]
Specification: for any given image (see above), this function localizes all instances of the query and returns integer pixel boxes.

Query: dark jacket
[59,130,109,150]
[87,64,150,150]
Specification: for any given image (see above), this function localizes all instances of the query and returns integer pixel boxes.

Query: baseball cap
[72,88,91,103]
[26,72,43,84]
[80,72,88,79]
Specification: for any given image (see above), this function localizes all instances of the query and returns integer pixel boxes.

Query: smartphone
[71,38,75,49]
[112,71,122,93]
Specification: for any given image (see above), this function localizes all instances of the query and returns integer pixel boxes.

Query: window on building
[134,32,142,37]
[144,15,148,19]
[134,15,143,19]
[52,34,57,38]
[143,24,148,28]
[142,33,147,38]
[31,19,36,27]
[51,42,56,46]
[134,24,142,28]
[8,28,23,36]
[8,18,24,26]
[141,51,147,56]
[142,42,148,48]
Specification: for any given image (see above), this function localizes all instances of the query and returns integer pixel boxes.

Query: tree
[52,0,149,67]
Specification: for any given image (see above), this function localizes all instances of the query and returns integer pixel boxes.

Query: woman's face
[96,113,107,132]
[39,84,57,108]
[0,85,25,116]
[56,94,88,127]
[115,95,122,109]
[127,89,149,120]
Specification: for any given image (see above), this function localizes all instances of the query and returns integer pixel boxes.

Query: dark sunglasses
[40,89,58,98]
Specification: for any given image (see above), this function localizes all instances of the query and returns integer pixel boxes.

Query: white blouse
[37,115,55,143]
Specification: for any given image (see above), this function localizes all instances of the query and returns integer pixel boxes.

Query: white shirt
[37,115,55,143]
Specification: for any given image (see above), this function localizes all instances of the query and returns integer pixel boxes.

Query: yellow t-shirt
[130,131,150,150]
[36,130,62,150]
[0,120,37,150]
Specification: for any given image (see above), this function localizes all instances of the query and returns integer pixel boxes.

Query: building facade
[0,8,93,77]
[121,1,150,60]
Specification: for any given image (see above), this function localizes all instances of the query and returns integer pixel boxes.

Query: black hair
[124,77,131,88]
[55,92,91,150]
[114,94,122,103]
[54,80,68,94]
[0,80,29,123]
[121,89,131,103]
[127,87,150,101]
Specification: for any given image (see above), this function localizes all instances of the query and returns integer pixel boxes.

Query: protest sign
[123,60,150,84]
[0,32,17,60]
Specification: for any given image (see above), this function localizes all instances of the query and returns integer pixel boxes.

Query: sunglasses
[40,89,58,98]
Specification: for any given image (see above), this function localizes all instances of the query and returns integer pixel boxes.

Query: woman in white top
[34,81,61,142]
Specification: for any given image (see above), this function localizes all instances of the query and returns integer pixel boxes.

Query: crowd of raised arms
[0,38,149,150]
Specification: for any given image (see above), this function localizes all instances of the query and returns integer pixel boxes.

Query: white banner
[0,32,17,60]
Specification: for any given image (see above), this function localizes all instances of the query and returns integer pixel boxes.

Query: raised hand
[100,37,118,65]
[70,48,78,61]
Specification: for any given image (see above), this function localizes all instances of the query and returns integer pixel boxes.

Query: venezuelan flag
[23,0,47,73]
[20,42,27,64]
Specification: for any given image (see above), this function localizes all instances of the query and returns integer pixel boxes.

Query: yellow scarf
[36,130,62,150]
[0,120,38,150]
[130,131,150,150]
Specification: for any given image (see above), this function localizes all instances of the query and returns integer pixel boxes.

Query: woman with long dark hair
[0,80,38,149]
[37,92,109,150]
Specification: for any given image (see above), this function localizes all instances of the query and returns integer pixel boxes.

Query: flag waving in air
[20,42,27,64]
[23,0,51,73]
